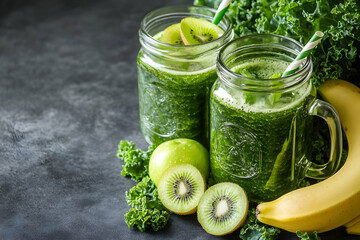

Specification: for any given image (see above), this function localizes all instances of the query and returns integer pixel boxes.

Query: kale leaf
[117,141,169,231]
[126,176,166,211]
[195,0,360,87]
[124,208,170,232]
[239,208,281,240]
[296,231,321,240]
[117,141,156,182]
[124,176,171,232]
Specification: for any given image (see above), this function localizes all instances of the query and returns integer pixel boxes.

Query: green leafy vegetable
[124,176,171,232]
[239,208,280,240]
[124,208,170,232]
[296,231,321,240]
[126,176,166,211]
[195,0,360,87]
[117,141,169,231]
[117,141,156,182]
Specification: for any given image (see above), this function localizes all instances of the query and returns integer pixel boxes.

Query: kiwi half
[161,23,184,45]
[197,182,248,236]
[180,17,224,45]
[158,163,205,215]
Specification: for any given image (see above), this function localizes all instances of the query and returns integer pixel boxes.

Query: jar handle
[305,99,343,179]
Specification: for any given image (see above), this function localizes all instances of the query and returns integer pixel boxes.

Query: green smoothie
[210,58,315,201]
[137,21,228,147]
[137,51,217,147]
[138,5,234,147]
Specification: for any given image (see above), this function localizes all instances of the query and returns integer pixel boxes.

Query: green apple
[149,138,209,186]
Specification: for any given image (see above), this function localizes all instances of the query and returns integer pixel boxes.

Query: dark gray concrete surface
[0,0,359,239]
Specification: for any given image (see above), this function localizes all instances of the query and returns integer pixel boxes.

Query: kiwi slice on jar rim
[161,23,184,45]
[197,182,248,236]
[157,163,206,215]
[180,17,224,45]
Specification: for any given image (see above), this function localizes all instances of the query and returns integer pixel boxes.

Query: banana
[256,80,360,233]
[345,215,360,235]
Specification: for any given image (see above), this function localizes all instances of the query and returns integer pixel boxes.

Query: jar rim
[217,33,313,92]
[139,5,233,49]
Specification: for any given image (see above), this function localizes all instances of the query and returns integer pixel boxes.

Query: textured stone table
[0,0,358,239]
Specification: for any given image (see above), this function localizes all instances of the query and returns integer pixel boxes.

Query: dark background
[0,0,359,239]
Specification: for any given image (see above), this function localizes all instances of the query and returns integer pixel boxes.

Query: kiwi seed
[180,17,224,45]
[210,195,234,222]
[160,23,183,45]
[158,163,205,215]
[197,182,248,236]
[173,176,193,200]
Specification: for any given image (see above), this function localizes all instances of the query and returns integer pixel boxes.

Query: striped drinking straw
[282,31,324,77]
[212,0,232,25]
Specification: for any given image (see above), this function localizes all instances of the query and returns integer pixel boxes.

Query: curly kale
[195,0,360,87]
[126,176,166,211]
[117,141,156,182]
[124,177,170,232]
[239,208,280,240]
[296,231,321,240]
[125,208,170,232]
[117,141,169,231]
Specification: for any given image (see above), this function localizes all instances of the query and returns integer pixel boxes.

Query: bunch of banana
[256,80,360,233]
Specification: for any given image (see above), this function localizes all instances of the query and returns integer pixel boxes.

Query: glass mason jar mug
[210,34,343,202]
[138,5,233,147]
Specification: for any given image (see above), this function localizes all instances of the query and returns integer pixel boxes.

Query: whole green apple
[149,138,209,186]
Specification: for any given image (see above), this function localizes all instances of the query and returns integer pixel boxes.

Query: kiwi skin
[157,163,206,215]
[197,182,249,236]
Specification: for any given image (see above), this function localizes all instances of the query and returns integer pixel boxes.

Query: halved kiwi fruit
[161,23,183,45]
[180,17,224,45]
[157,163,205,215]
[197,182,248,236]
